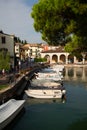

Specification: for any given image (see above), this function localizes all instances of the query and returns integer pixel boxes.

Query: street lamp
[29,49,32,67]
[18,60,21,73]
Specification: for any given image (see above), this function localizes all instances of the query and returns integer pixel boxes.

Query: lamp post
[18,60,21,73]
[29,49,32,67]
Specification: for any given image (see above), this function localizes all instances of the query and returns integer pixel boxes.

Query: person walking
[2,69,5,76]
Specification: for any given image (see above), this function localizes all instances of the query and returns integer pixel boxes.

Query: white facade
[15,43,24,59]
[15,43,20,58]
[0,32,15,57]
[23,43,43,58]
[41,52,70,64]
[41,49,80,64]
[0,31,15,68]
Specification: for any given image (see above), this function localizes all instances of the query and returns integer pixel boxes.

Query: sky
[0,0,45,43]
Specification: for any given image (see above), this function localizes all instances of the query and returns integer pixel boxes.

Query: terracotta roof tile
[42,46,65,53]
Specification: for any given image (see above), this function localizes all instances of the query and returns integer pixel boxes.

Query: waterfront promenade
[0,63,49,104]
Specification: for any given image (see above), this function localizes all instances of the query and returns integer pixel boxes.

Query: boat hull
[0,99,25,130]
[25,89,66,99]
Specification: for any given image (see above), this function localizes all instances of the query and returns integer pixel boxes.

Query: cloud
[0,0,44,43]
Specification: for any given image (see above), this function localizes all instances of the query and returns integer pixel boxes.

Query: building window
[16,49,19,52]
[30,49,32,56]
[2,36,6,44]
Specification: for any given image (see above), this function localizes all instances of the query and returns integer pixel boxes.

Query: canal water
[8,67,87,130]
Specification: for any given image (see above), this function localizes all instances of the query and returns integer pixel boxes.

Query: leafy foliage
[34,57,47,62]
[31,0,87,52]
[0,50,10,70]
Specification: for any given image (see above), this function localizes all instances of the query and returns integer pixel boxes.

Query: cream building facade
[0,31,15,68]
[23,43,43,58]
[41,46,87,64]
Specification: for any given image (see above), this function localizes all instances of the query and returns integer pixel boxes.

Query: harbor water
[7,67,87,130]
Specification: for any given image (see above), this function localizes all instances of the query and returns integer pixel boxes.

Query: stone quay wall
[0,63,49,104]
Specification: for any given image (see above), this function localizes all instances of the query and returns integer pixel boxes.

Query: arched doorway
[52,55,57,63]
[44,55,50,63]
[60,54,66,63]
[68,54,74,63]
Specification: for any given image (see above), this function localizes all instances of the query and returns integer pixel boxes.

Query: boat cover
[0,99,25,123]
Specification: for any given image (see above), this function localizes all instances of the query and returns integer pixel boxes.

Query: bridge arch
[41,50,87,64]
[68,54,74,63]
[52,55,58,63]
[44,54,50,62]
[60,54,66,64]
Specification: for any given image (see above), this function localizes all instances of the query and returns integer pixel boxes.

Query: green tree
[24,40,27,44]
[31,0,87,52]
[0,50,10,70]
[34,57,47,62]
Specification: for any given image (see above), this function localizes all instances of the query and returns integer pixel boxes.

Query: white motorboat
[34,71,63,81]
[25,88,66,99]
[25,79,66,99]
[34,65,64,81]
[36,75,62,81]
[42,65,64,74]
[30,79,62,88]
[0,99,25,130]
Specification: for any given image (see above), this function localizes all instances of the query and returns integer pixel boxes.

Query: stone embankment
[0,63,49,104]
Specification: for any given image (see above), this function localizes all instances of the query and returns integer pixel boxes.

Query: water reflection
[64,67,87,81]
[25,97,66,106]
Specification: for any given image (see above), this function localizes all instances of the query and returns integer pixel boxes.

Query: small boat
[0,99,25,130]
[25,88,66,99]
[34,67,64,81]
[36,75,62,82]
[30,79,61,87]
[34,72,63,81]
[25,79,66,99]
